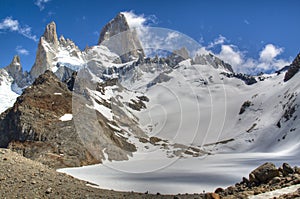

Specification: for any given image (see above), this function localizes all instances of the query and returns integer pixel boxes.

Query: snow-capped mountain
[0,12,299,173]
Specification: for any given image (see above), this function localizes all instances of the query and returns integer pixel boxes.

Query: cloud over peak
[259,44,283,62]
[200,35,290,74]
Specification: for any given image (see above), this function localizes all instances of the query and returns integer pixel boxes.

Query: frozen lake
[58,152,299,194]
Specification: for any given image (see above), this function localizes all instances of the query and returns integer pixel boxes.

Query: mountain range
[0,12,300,174]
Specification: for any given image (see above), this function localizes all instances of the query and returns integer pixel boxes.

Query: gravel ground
[0,148,205,199]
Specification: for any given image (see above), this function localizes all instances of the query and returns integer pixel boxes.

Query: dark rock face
[239,100,252,115]
[221,72,257,85]
[98,13,145,63]
[0,70,138,168]
[249,162,280,184]
[284,53,300,81]
[0,71,99,168]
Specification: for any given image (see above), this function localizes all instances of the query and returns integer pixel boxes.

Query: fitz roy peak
[98,12,145,62]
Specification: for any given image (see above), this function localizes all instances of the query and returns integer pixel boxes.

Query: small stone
[45,187,52,194]
[173,196,181,199]
[22,179,27,183]
[31,180,37,184]
[3,157,7,161]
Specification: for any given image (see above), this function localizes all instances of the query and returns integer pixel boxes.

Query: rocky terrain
[1,148,300,199]
[215,162,300,199]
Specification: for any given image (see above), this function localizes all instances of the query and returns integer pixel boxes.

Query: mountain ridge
[0,12,299,171]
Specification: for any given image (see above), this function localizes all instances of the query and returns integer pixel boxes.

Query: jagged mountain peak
[11,55,21,64]
[43,21,59,46]
[98,13,129,44]
[98,12,145,62]
[4,55,24,88]
[30,22,59,79]
[5,55,22,75]
[30,21,83,80]
[193,52,234,72]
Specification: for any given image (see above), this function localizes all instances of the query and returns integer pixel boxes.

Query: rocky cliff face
[0,70,140,168]
[284,52,300,81]
[0,71,100,168]
[98,13,145,62]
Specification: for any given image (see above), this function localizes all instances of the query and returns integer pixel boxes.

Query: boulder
[249,162,280,184]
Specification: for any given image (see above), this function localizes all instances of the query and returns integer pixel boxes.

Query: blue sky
[0,0,299,73]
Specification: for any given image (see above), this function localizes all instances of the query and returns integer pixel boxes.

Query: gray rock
[98,13,145,63]
[249,162,280,184]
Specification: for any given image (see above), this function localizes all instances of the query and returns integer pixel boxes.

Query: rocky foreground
[1,147,300,198]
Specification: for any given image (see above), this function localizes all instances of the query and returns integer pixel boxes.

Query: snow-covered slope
[60,55,300,194]
[0,69,19,113]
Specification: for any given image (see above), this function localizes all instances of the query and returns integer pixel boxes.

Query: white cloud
[259,44,283,62]
[208,35,227,48]
[15,46,29,55]
[215,43,289,74]
[0,17,37,42]
[195,35,291,74]
[34,0,51,11]
[121,11,147,29]
[0,17,19,31]
[218,45,243,67]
